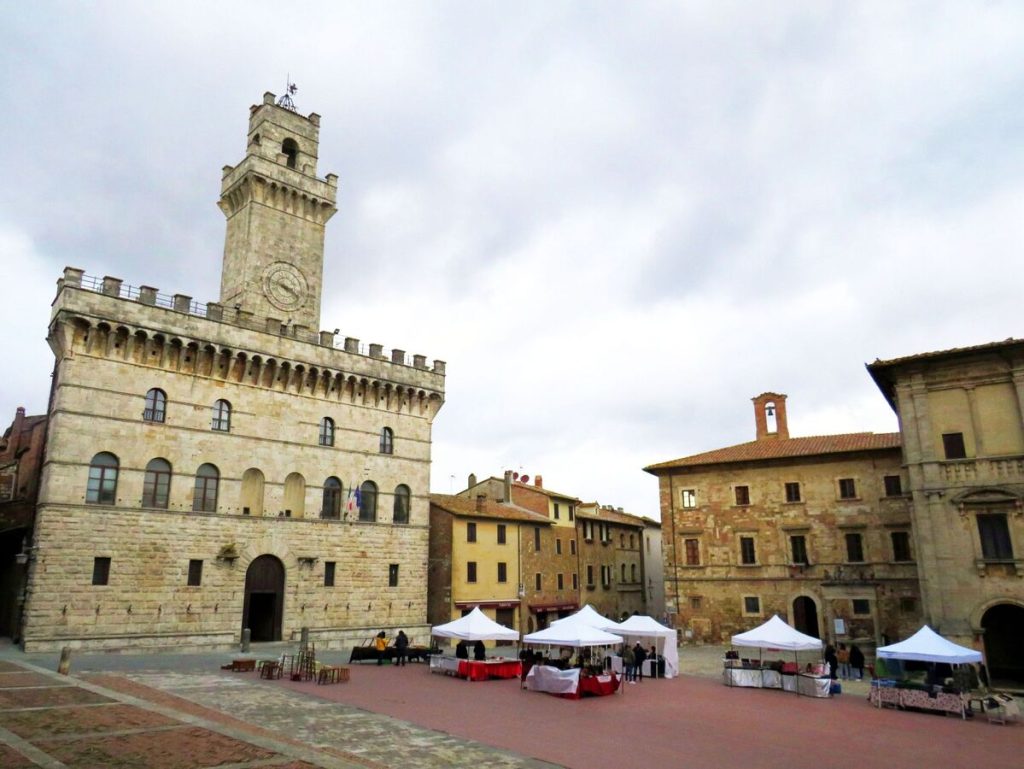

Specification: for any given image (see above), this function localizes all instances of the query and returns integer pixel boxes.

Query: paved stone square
[0,645,1019,768]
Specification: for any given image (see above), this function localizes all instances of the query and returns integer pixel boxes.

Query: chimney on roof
[475,494,486,512]
[503,470,513,503]
[534,474,543,488]
[753,392,789,441]
[468,473,477,489]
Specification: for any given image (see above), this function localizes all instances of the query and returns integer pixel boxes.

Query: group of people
[621,642,659,683]
[374,629,410,666]
[454,639,487,661]
[824,642,865,680]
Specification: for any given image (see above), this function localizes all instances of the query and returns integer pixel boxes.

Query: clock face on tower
[262,262,309,312]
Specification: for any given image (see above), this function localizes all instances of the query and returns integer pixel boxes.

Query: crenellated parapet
[51,267,445,418]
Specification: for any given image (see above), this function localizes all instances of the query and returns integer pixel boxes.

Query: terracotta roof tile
[644,432,902,472]
[429,493,550,523]
[576,504,649,527]
[868,337,1024,369]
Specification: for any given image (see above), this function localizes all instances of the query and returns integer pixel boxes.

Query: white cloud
[2,2,1023,515]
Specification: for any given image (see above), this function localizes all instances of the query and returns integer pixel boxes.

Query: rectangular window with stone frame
[681,489,697,508]
[883,475,903,497]
[740,536,757,565]
[734,486,750,506]
[684,538,700,566]
[845,532,865,563]
[790,535,809,565]
[785,482,801,503]
[838,478,857,499]
[891,531,913,562]
[977,514,1014,560]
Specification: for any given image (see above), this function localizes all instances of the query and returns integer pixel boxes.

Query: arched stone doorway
[981,603,1024,685]
[242,555,285,642]
[792,596,820,638]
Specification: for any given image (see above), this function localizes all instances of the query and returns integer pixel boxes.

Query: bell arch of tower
[218,91,338,331]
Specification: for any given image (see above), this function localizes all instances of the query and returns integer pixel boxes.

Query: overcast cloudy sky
[3,2,1023,517]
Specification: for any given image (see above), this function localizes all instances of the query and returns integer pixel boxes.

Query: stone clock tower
[218,92,338,331]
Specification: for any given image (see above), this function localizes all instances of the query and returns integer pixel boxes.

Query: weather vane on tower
[277,77,298,112]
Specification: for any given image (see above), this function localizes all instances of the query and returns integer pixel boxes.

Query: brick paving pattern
[0,644,1020,768]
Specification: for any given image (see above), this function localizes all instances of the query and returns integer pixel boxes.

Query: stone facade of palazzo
[868,339,1024,684]
[19,92,446,651]
[646,393,922,648]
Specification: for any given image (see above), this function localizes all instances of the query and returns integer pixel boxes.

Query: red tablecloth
[457,659,522,681]
[578,673,620,697]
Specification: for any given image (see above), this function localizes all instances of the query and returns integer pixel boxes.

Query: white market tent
[876,626,982,664]
[731,615,823,652]
[614,615,680,679]
[550,604,609,629]
[431,606,520,642]
[523,620,623,647]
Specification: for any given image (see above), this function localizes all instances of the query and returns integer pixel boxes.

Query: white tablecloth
[525,665,580,695]
[723,667,830,698]
[429,656,461,675]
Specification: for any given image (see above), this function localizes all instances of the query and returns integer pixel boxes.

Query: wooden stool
[260,661,282,679]
[317,665,350,684]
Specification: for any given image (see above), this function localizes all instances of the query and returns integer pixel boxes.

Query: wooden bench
[221,659,256,672]
[317,665,350,684]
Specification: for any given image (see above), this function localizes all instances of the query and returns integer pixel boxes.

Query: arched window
[359,480,378,522]
[192,463,219,512]
[211,399,231,431]
[86,452,119,504]
[143,388,166,422]
[240,468,264,516]
[621,563,627,582]
[319,417,335,447]
[393,484,411,524]
[631,564,637,583]
[322,477,342,519]
[379,427,394,455]
[630,534,635,549]
[620,533,625,548]
[284,472,305,518]
[142,458,171,509]
[282,138,298,169]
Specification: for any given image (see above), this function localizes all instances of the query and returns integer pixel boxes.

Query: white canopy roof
[615,615,675,636]
[430,606,519,642]
[876,626,982,664]
[610,615,679,679]
[524,619,624,648]
[731,615,823,652]
[550,604,611,629]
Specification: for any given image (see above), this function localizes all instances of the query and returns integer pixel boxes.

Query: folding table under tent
[551,605,679,679]
[727,615,829,697]
[429,606,521,681]
[611,615,679,679]
[522,619,624,697]
[870,625,994,718]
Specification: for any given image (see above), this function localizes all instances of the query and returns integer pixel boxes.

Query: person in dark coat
[633,642,647,682]
[394,630,409,667]
[849,644,865,680]
[455,640,469,659]
[473,640,486,661]
[824,644,839,680]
